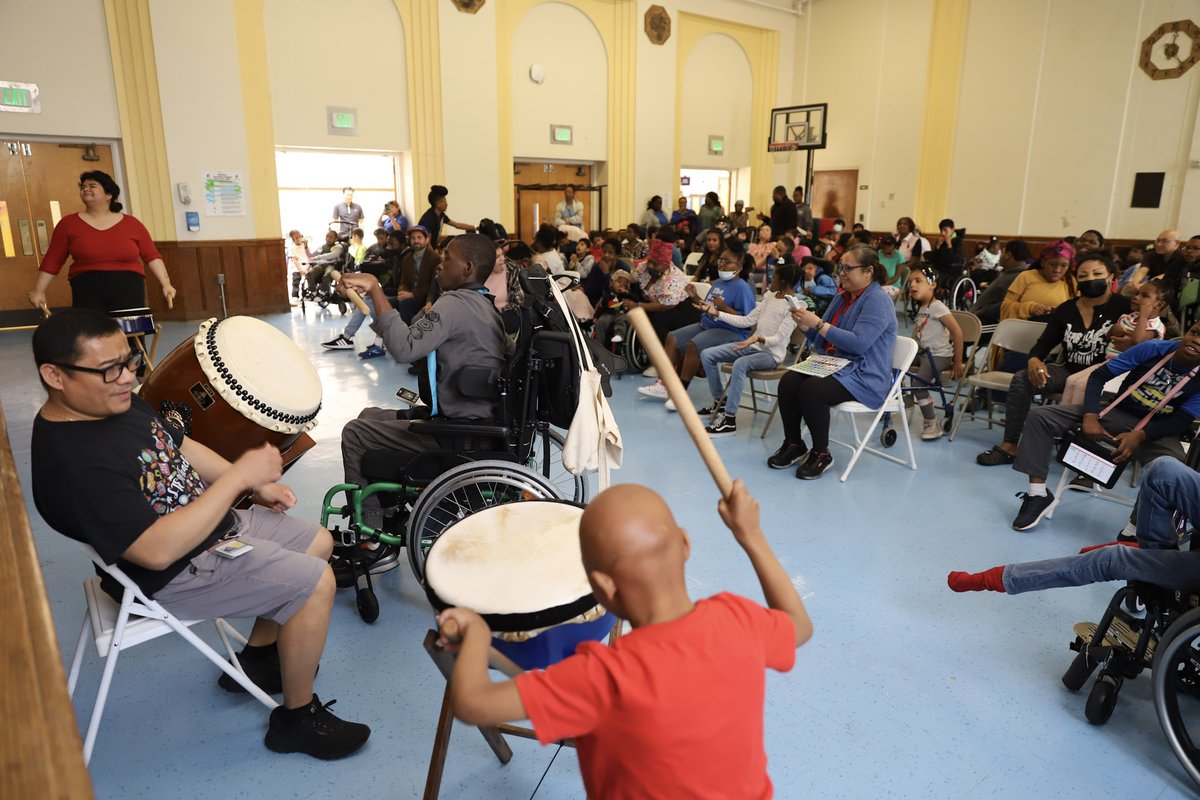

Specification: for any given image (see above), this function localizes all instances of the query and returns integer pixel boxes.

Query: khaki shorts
[152,507,325,625]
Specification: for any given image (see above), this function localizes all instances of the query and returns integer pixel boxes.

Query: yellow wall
[680,34,754,170]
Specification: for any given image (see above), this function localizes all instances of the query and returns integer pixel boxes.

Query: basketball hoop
[768,141,799,165]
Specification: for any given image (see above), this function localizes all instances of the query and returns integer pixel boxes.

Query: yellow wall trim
[233,0,281,239]
[395,0,446,204]
[102,0,174,240]
[674,12,778,219]
[913,0,969,230]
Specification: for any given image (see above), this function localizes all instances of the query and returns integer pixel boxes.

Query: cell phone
[396,387,421,405]
[212,540,254,559]
[785,294,803,310]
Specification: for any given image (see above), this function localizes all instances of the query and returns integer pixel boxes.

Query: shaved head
[579,484,692,624]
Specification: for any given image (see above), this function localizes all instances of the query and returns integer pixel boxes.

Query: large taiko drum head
[139,316,322,462]
[423,500,599,634]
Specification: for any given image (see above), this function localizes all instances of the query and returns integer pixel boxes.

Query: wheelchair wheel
[355,587,379,624]
[1085,674,1120,725]
[526,428,589,504]
[1062,650,1098,692]
[406,460,563,583]
[624,328,649,374]
[951,277,976,311]
[880,428,898,448]
[1154,606,1200,790]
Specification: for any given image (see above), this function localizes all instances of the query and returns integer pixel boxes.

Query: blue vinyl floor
[2,305,1196,799]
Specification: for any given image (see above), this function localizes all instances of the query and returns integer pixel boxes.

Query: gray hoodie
[371,283,508,419]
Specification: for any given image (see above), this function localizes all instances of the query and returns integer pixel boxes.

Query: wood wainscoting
[149,238,289,321]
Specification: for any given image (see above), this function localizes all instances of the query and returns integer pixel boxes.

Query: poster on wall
[203,171,245,216]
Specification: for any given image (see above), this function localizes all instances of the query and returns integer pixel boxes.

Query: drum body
[139,316,322,463]
[424,500,613,670]
[110,307,155,335]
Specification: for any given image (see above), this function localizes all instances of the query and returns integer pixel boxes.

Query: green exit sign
[0,81,40,114]
[327,106,357,136]
[708,135,724,155]
[550,124,573,145]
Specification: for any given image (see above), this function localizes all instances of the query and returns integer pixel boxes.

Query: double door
[0,139,115,326]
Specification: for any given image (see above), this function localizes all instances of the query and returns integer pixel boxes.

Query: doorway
[513,162,596,244]
[812,169,858,229]
[275,150,404,244]
[679,168,732,215]
[0,138,117,326]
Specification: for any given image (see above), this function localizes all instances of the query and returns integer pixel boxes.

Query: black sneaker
[1012,490,1056,531]
[696,403,720,417]
[768,441,809,469]
[705,412,737,436]
[321,334,354,350]
[218,643,281,694]
[1067,474,1095,492]
[976,445,1016,466]
[330,543,400,589]
[796,450,835,480]
[265,694,370,760]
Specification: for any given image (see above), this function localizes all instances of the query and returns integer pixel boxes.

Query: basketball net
[768,141,798,165]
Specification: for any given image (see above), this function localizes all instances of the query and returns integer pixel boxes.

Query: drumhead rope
[194,317,322,434]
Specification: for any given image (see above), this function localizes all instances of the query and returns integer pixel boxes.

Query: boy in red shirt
[437,480,812,799]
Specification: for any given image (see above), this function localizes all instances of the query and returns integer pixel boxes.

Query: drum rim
[195,316,321,433]
[422,498,597,632]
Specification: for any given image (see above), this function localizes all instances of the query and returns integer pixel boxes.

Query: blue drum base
[493,611,616,671]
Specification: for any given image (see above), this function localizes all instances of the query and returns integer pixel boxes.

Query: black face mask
[1078,279,1109,298]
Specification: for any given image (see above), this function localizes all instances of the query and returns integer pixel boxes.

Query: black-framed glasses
[51,353,142,383]
[838,264,866,275]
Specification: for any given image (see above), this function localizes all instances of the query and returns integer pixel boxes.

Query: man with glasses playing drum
[29,309,371,760]
[437,480,813,799]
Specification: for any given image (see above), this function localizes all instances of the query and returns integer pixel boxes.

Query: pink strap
[1098,348,1198,431]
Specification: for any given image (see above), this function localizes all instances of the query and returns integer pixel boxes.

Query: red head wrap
[649,238,674,265]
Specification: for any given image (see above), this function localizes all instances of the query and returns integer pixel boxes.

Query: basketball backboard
[769,103,828,151]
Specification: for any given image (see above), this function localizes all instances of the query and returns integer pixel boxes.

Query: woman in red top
[28,171,175,313]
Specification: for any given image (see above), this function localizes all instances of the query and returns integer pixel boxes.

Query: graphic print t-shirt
[32,395,233,595]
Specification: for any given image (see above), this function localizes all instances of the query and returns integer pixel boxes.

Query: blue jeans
[700,344,778,414]
[668,323,743,354]
[1004,457,1200,594]
[343,295,376,338]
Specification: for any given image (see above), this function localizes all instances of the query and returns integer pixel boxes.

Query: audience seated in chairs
[697,262,801,437]
[798,257,837,315]
[1003,322,1200,532]
[29,309,370,760]
[592,268,643,348]
[638,248,756,407]
[969,239,1033,325]
[630,236,699,348]
[338,234,510,533]
[767,244,898,480]
[977,253,1129,467]
[1001,240,1076,322]
[877,235,907,299]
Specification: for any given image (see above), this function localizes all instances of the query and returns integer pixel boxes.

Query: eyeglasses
[51,353,142,383]
[717,256,740,266]
[838,264,866,275]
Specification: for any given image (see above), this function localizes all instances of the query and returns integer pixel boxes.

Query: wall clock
[1139,20,1200,80]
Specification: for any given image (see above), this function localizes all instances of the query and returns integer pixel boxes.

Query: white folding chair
[684,252,703,276]
[828,336,919,482]
[947,318,1047,441]
[689,280,712,301]
[66,544,277,764]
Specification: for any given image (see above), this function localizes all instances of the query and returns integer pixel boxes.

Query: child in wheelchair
[592,268,644,347]
[906,268,965,440]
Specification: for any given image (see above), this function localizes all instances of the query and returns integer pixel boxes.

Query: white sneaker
[665,398,677,412]
[637,380,669,400]
[921,419,943,440]
[321,334,355,350]
[610,334,624,343]
[642,366,658,378]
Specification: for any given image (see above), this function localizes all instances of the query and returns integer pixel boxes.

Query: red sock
[947,566,1006,593]
[1078,540,1140,554]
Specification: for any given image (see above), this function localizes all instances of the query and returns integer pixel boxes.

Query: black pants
[70,270,146,312]
[648,303,701,343]
[778,371,856,452]
[394,295,428,324]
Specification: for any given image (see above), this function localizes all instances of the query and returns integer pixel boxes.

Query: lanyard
[1099,348,1199,430]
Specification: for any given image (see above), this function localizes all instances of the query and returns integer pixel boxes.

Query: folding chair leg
[900,406,917,470]
[760,397,780,440]
[1046,470,1071,520]
[749,379,759,413]
[67,612,90,697]
[163,616,277,710]
[83,596,137,763]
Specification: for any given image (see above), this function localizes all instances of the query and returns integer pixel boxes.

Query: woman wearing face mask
[977,253,1129,466]
[1001,240,1077,321]
[638,248,756,406]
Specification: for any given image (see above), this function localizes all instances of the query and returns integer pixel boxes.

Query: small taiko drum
[109,307,156,336]
[139,316,322,463]
[423,500,615,670]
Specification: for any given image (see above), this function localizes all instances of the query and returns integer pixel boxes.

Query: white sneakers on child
[638,380,669,400]
[921,419,944,441]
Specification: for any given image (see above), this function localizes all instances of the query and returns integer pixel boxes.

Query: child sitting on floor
[907,268,965,440]
[437,480,812,800]
[696,262,801,436]
[591,268,645,346]
[1059,279,1169,405]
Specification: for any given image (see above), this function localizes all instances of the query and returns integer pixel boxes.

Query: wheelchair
[321,273,620,623]
[298,260,348,314]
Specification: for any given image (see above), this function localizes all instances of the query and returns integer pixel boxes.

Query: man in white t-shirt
[554,185,585,229]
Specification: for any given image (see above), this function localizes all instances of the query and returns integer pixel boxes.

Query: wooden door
[812,169,858,226]
[513,162,593,244]
[0,140,115,324]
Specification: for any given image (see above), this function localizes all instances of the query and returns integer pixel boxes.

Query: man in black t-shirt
[30,309,370,760]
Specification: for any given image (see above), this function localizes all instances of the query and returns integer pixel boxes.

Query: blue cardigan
[806,281,897,407]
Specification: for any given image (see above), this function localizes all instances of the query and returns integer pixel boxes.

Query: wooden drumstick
[626,307,734,498]
[329,270,372,315]
[439,618,460,642]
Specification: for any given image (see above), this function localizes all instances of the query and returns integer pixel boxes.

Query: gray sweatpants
[341,407,439,526]
[1012,403,1185,481]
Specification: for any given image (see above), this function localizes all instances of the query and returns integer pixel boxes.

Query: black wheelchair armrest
[407,419,509,439]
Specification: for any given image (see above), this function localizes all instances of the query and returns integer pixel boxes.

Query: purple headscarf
[1038,240,1075,265]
